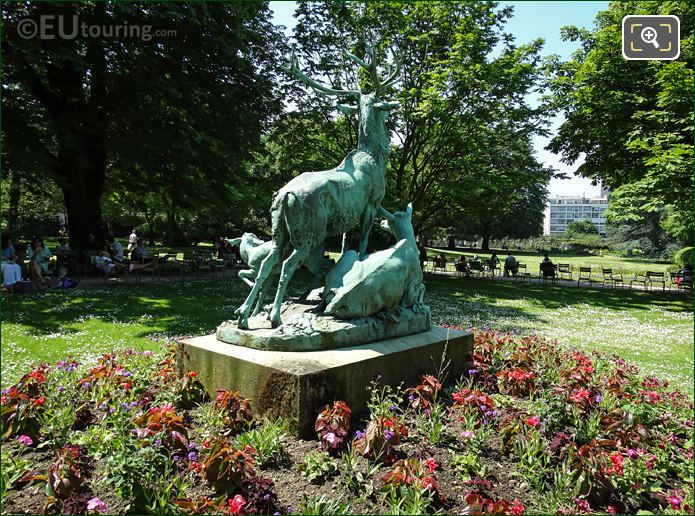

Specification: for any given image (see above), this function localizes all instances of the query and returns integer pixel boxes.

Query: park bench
[556,263,572,280]
[601,268,623,289]
[577,267,595,286]
[630,271,666,291]
[670,271,693,293]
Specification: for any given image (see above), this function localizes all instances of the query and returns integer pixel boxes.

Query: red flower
[29,371,46,383]
[642,391,660,404]
[606,505,617,514]
[669,493,684,511]
[425,457,439,473]
[510,499,524,515]
[569,388,591,404]
[188,371,198,379]
[421,476,437,491]
[525,416,541,427]
[227,494,246,515]
[32,396,45,406]
[122,382,132,390]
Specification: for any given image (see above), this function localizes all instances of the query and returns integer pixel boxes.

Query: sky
[269,1,610,198]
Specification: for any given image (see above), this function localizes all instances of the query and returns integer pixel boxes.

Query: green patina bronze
[234,48,401,329]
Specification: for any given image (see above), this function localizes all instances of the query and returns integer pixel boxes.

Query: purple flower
[188,451,198,461]
[384,429,395,441]
[82,382,91,389]
[595,395,603,403]
[173,455,180,462]
[109,408,116,414]
[17,435,33,446]
[492,409,501,418]
[143,350,153,356]
[188,442,197,450]
[389,405,397,412]
[57,386,65,393]
[86,498,107,513]
[355,430,365,440]
[154,439,163,446]
[129,401,137,407]
[99,402,107,410]
[323,432,339,448]
[461,430,475,439]
[468,369,479,375]
[408,395,416,401]
[124,371,132,377]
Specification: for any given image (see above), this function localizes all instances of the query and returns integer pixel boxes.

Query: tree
[3,2,284,248]
[285,1,552,241]
[548,1,693,245]
[565,219,599,236]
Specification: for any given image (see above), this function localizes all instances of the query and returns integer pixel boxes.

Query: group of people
[213,237,241,261]
[419,248,559,279]
[1,235,59,291]
[94,230,154,276]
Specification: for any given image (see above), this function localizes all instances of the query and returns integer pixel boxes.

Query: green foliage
[235,418,287,466]
[299,451,338,482]
[549,1,694,246]
[451,451,489,482]
[297,494,352,515]
[673,247,694,269]
[565,219,599,236]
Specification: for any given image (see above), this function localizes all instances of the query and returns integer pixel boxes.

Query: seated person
[28,240,50,290]
[456,255,470,274]
[490,252,500,267]
[26,237,52,277]
[435,252,447,268]
[504,253,518,277]
[94,250,127,276]
[131,239,147,262]
[109,236,125,262]
[676,264,693,285]
[1,235,22,292]
[57,238,70,252]
[419,243,428,270]
[539,253,555,277]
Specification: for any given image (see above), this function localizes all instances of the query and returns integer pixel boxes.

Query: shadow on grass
[3,272,690,339]
[424,273,692,314]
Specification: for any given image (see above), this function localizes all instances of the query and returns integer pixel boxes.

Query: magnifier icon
[641,26,660,48]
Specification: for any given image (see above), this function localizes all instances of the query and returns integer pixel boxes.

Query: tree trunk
[6,169,22,234]
[164,211,187,246]
[481,234,490,251]
[447,236,456,249]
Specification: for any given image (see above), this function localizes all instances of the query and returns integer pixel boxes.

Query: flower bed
[1,330,692,514]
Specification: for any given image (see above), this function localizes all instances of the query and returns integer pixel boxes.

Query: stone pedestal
[177,326,473,438]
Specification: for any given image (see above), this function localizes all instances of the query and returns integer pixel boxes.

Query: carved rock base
[216,299,431,352]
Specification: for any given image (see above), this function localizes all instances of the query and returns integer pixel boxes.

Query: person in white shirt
[127,229,138,252]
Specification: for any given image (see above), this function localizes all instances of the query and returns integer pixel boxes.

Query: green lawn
[1,274,692,395]
[427,248,672,276]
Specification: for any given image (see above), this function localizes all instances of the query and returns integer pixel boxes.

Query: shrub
[202,439,257,495]
[315,401,351,452]
[214,390,254,435]
[299,451,338,482]
[235,418,287,466]
[406,375,442,414]
[133,403,190,454]
[354,416,408,460]
[673,246,693,269]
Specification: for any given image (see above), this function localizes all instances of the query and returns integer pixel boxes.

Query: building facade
[544,195,610,236]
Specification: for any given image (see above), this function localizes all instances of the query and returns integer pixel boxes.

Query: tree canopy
[548,1,693,246]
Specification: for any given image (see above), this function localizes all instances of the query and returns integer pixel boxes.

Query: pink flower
[86,498,107,513]
[626,448,639,459]
[510,499,524,515]
[461,430,475,439]
[143,350,153,356]
[323,432,339,448]
[606,505,617,514]
[227,494,246,515]
[669,493,684,511]
[17,435,33,446]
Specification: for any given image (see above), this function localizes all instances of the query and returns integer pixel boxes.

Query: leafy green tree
[565,219,599,236]
[548,1,693,245]
[3,2,284,248]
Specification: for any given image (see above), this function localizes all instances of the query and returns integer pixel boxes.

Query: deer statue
[234,48,401,329]
[321,203,425,319]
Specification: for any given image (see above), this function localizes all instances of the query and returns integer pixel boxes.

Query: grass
[426,248,673,276]
[1,273,692,395]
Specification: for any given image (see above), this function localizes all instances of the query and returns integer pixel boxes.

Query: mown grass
[426,248,673,276]
[1,274,692,394]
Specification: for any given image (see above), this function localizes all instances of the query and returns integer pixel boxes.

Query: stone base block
[177,326,473,438]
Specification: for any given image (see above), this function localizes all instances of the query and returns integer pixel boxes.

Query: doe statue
[321,203,425,319]
[234,49,401,329]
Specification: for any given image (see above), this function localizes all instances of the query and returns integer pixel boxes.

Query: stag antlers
[281,47,401,97]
